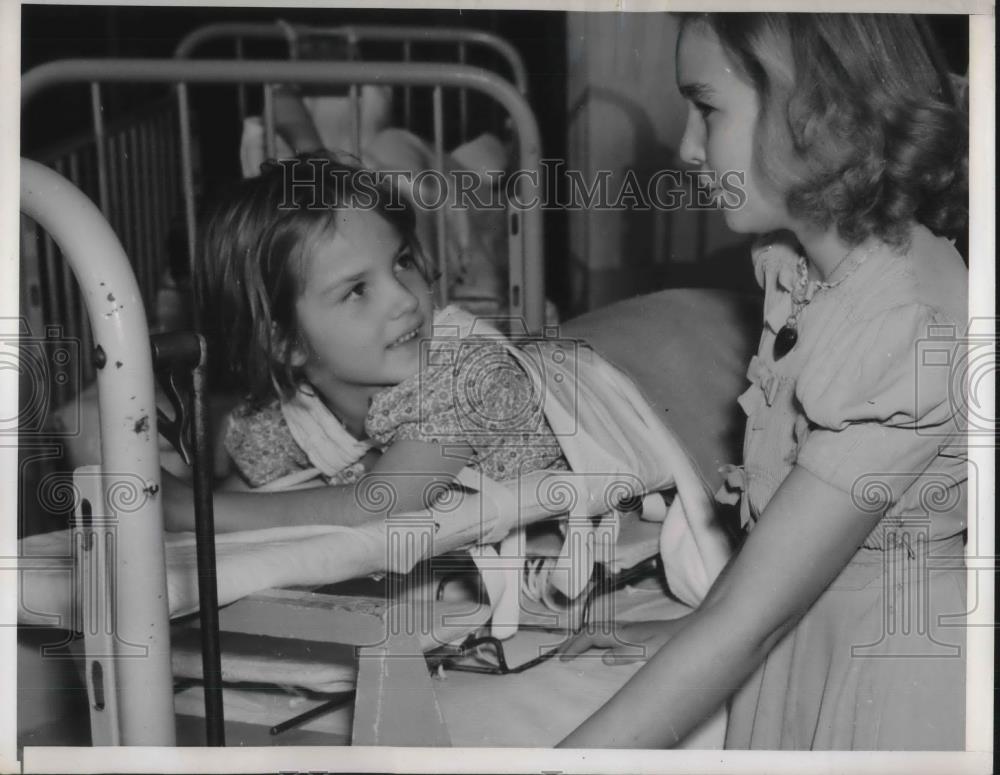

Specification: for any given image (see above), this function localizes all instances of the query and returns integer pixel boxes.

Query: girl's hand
[559,618,685,666]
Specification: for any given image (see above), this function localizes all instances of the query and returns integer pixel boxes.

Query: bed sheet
[432,582,726,748]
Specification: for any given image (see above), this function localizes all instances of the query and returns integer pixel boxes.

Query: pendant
[773,324,798,360]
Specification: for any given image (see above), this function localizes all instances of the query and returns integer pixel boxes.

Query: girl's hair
[197,155,432,406]
[680,13,968,249]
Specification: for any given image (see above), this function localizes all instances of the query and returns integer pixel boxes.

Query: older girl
[560,13,968,750]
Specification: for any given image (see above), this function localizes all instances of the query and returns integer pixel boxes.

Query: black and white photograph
[3,1,993,772]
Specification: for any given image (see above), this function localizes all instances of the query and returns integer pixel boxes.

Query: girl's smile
[292,207,433,432]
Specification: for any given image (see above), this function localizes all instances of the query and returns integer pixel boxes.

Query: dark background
[20,7,971,314]
[21,4,571,306]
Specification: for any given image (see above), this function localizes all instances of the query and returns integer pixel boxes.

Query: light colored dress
[721,224,968,750]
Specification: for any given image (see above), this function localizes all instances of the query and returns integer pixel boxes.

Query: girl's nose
[678,109,706,167]
[390,275,421,317]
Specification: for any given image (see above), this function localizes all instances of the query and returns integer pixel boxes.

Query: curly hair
[196,155,432,406]
[680,13,968,249]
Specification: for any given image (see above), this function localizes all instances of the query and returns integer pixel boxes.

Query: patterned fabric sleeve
[366,336,566,480]
[224,401,313,488]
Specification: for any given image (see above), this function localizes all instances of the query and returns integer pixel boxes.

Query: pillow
[562,288,762,491]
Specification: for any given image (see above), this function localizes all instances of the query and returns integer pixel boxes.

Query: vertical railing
[21,158,176,746]
[20,95,182,409]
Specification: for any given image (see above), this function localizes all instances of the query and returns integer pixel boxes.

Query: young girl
[559,14,968,750]
[164,156,566,532]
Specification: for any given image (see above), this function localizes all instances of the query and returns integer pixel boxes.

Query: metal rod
[402,41,412,129]
[175,83,199,324]
[234,37,247,123]
[432,85,447,308]
[136,128,151,314]
[137,120,157,315]
[269,690,355,736]
[348,29,362,159]
[190,334,225,745]
[89,82,110,216]
[120,128,137,281]
[263,83,277,160]
[458,42,468,143]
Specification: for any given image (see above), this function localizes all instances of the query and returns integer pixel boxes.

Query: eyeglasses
[426,554,662,676]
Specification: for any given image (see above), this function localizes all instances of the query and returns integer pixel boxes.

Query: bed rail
[19,158,175,746]
[22,58,546,334]
[20,96,181,407]
[174,21,529,134]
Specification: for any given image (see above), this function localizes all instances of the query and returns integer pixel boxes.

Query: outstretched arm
[273,87,324,154]
[162,440,474,533]
[558,465,880,748]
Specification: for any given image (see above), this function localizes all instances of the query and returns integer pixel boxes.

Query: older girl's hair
[681,13,968,249]
[197,155,431,405]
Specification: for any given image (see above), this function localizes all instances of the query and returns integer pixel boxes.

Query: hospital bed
[18,50,546,745]
[17,51,760,750]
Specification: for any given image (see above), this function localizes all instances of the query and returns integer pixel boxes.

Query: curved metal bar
[19,158,176,746]
[22,59,545,333]
[173,21,295,59]
[173,21,529,96]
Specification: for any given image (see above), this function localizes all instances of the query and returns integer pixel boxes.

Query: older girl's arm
[558,465,881,748]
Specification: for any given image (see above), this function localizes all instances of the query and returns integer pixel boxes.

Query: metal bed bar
[20,159,176,746]
[173,21,529,96]
[21,57,546,334]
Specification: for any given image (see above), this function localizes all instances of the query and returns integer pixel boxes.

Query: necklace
[772,241,878,361]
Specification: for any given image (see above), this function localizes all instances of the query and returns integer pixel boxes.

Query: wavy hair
[680,13,968,249]
[196,155,431,406]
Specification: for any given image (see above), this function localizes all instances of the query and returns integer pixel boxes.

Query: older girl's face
[676,23,788,234]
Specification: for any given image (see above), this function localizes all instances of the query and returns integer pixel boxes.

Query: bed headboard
[21,56,547,338]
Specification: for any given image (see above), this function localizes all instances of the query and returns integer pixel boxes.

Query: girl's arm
[365,439,475,516]
[163,467,380,532]
[558,465,881,749]
[162,440,474,533]
[273,87,324,154]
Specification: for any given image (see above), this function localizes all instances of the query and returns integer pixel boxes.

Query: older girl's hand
[559,618,687,666]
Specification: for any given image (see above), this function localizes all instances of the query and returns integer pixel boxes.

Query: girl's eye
[692,101,716,120]
[394,249,417,272]
[344,282,366,301]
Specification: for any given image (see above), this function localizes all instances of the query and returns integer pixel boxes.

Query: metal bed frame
[169,22,533,326]
[19,54,546,748]
[19,23,534,421]
[23,58,544,336]
[173,20,530,133]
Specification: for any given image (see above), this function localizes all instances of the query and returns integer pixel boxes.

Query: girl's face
[675,23,788,234]
[292,208,433,408]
